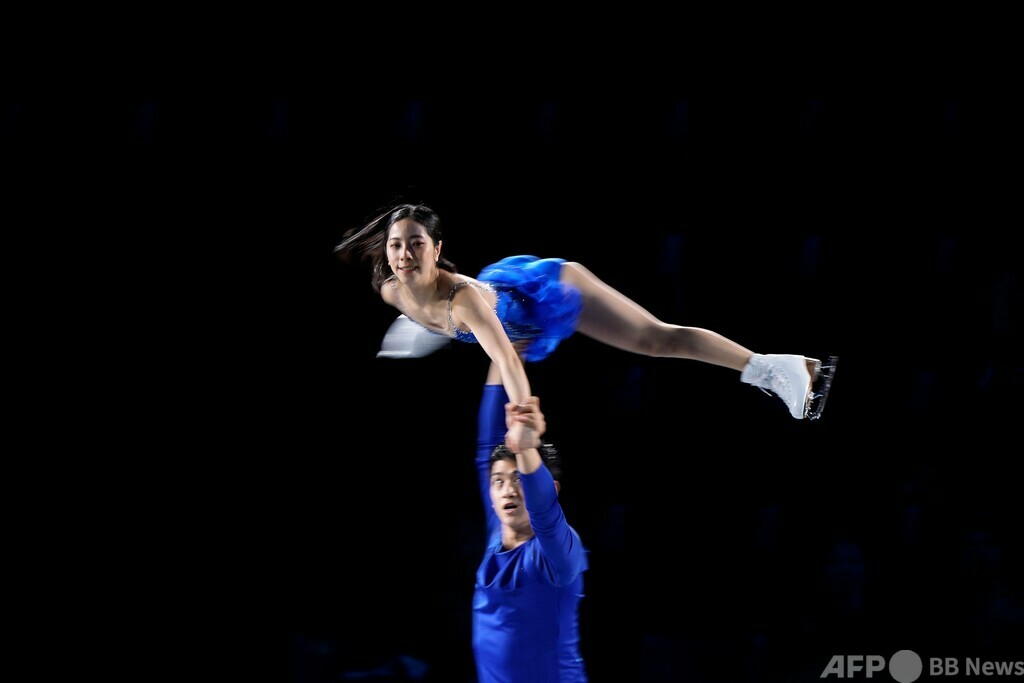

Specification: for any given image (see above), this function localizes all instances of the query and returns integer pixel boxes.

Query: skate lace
[764,367,795,406]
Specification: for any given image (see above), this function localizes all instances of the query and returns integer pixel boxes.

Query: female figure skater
[335,203,837,424]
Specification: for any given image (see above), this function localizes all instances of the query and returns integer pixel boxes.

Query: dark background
[9,96,1018,681]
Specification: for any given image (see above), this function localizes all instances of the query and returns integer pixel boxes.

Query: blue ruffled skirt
[477,255,583,362]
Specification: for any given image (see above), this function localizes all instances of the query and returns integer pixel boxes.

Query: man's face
[490,458,529,529]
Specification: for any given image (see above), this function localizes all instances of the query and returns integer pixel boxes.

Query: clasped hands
[504,396,546,454]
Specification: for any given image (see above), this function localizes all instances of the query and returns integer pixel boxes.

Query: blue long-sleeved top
[472,384,589,683]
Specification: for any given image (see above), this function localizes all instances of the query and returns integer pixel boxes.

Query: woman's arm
[454,288,531,404]
[453,288,532,452]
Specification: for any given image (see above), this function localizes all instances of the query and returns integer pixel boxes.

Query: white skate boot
[741,354,838,420]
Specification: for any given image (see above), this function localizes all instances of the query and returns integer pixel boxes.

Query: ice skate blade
[805,355,838,420]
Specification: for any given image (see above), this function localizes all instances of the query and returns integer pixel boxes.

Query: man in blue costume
[472,362,589,682]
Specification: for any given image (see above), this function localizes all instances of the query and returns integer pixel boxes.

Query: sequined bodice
[383,256,580,363]
[448,281,495,342]
[403,280,545,344]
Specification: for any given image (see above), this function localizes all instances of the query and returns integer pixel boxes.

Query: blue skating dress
[450,255,583,362]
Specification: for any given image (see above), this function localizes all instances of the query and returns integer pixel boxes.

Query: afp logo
[821,650,923,682]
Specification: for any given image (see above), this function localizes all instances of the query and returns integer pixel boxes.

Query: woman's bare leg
[560,261,755,372]
[560,261,836,419]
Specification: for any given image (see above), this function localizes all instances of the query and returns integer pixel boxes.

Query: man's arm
[476,363,507,534]
[508,396,588,586]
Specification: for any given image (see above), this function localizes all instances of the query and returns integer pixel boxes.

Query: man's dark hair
[490,443,563,483]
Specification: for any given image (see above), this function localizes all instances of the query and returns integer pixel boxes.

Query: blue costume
[473,384,589,683]
[380,256,582,362]
[468,256,582,362]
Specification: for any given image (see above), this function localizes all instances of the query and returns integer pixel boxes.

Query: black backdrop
[10,96,1017,682]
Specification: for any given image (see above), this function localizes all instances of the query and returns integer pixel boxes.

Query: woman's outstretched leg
[561,261,755,369]
[559,261,835,419]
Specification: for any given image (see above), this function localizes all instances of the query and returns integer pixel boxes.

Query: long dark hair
[335,203,458,294]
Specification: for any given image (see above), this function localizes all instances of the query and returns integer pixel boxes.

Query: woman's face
[386,218,441,283]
